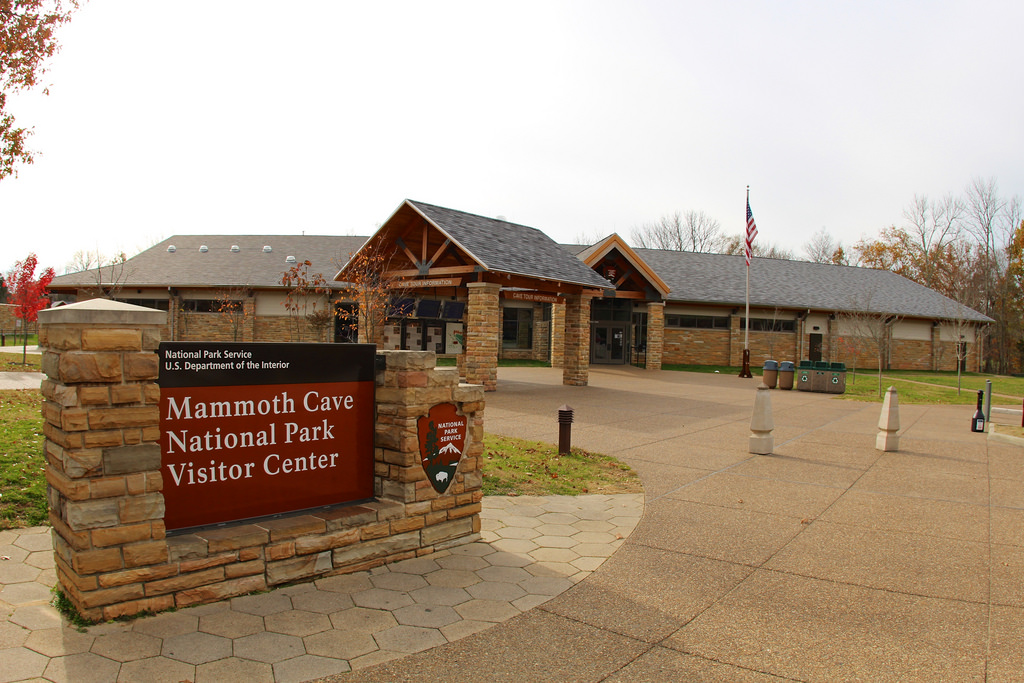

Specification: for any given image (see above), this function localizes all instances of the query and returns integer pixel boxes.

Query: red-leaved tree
[6,253,55,363]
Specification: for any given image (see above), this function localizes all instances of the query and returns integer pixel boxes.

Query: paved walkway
[2,365,1023,682]
[330,365,1024,682]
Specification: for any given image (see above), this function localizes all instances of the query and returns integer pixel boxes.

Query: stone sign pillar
[562,293,593,386]
[465,282,500,391]
[39,300,168,620]
[550,299,566,369]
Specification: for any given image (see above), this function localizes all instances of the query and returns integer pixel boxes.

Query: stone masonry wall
[41,301,484,622]
[645,302,664,370]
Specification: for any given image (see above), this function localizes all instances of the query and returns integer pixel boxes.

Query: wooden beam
[421,224,428,264]
[427,239,451,267]
[394,237,420,269]
[385,265,480,278]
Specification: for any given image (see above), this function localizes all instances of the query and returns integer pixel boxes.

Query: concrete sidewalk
[330,365,1024,682]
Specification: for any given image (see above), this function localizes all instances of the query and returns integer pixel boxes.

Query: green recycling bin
[762,360,779,388]
[778,361,795,390]
[797,360,813,391]
[811,361,830,392]
[826,362,847,394]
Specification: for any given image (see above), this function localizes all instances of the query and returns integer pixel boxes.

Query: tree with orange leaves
[6,252,54,363]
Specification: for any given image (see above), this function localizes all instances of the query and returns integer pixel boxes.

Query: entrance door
[809,333,823,362]
[591,324,629,364]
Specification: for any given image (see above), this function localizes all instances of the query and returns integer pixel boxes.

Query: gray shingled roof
[634,248,992,322]
[408,201,612,290]
[51,235,369,290]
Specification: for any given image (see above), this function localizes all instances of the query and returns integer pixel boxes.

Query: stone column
[550,300,566,368]
[645,302,664,370]
[562,293,593,386]
[465,282,500,391]
[39,300,168,621]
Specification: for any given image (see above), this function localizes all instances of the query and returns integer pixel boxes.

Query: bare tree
[803,228,846,264]
[721,234,795,260]
[64,249,132,299]
[837,290,902,397]
[631,210,724,252]
[901,193,965,288]
[964,177,1005,318]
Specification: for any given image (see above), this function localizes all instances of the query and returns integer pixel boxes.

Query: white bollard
[749,385,775,455]
[876,386,900,452]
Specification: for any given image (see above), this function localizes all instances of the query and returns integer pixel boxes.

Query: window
[180,299,220,313]
[740,318,796,332]
[665,315,729,329]
[116,298,170,311]
[503,308,533,349]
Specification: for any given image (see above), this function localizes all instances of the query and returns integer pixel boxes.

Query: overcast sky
[3,0,1022,276]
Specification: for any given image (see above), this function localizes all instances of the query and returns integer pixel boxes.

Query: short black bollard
[971,390,985,433]
[558,404,574,455]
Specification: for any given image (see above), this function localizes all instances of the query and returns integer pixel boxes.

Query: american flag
[745,198,758,266]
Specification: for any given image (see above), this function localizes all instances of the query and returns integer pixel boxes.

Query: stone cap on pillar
[39,299,167,326]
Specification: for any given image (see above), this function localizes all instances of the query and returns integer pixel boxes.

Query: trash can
[811,361,830,392]
[826,362,847,394]
[778,361,795,390]
[762,360,779,388]
[797,360,813,391]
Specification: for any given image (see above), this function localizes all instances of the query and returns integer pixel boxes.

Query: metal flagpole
[739,186,753,378]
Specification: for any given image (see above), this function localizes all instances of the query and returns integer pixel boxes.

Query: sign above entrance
[159,342,376,531]
[395,278,462,288]
[502,291,564,304]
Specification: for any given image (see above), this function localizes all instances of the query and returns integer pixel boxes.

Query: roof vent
[285,255,297,263]
[263,245,272,253]
[199,245,209,253]
[167,245,176,253]
[496,215,507,221]
[230,245,240,252]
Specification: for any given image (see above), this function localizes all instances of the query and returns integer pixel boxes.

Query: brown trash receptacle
[762,360,779,388]
[826,362,847,394]
[778,361,795,390]
[811,361,830,392]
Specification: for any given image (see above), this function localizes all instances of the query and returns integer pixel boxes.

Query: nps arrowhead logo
[417,403,467,495]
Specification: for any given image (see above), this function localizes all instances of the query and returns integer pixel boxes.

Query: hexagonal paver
[536,523,578,536]
[454,599,521,623]
[572,543,618,558]
[536,512,580,525]
[13,533,52,552]
[369,571,428,592]
[494,514,542,528]
[392,603,461,628]
[315,573,373,594]
[0,562,41,584]
[466,581,527,603]
[435,554,490,572]
[11,604,63,631]
[1,581,54,607]
[484,551,533,568]
[373,625,446,653]
[528,547,579,563]
[196,656,274,683]
[573,519,615,533]
[117,655,196,683]
[90,630,161,662]
[162,631,232,665]
[525,561,574,578]
[199,609,265,639]
[304,628,378,659]
[0,645,48,682]
[0,621,29,649]
[476,565,532,583]
[132,611,199,639]
[290,588,354,614]
[512,593,553,612]
[534,534,579,549]
[264,609,332,637]
[409,585,472,607]
[440,618,495,642]
[233,631,305,664]
[273,654,350,682]
[230,591,293,616]
[43,651,121,683]
[388,556,442,575]
[447,542,496,557]
[352,588,414,611]
[519,575,575,596]
[493,526,541,540]
[24,626,94,657]
[424,569,479,589]
[571,556,606,571]
[490,538,539,554]
[24,551,55,569]
[0,544,30,563]
[329,607,397,633]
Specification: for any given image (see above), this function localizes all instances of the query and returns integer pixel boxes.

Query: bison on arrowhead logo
[418,403,467,495]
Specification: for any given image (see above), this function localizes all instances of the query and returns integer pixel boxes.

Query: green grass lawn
[0,351,42,372]
[0,390,47,529]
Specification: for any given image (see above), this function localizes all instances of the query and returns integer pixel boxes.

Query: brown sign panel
[417,403,467,495]
[503,290,564,304]
[159,343,376,531]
